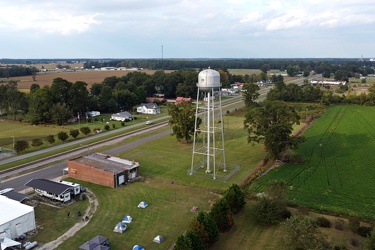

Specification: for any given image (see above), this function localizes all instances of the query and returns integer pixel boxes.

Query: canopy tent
[132,245,145,250]
[153,235,165,244]
[113,222,127,233]
[79,235,109,250]
[137,201,148,209]
[1,237,21,250]
[122,215,132,224]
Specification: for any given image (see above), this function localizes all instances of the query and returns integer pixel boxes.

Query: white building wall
[0,197,36,239]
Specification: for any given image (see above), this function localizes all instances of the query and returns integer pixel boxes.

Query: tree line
[0,65,38,78]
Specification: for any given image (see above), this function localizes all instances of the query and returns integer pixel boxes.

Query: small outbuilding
[137,201,148,209]
[113,222,127,234]
[24,179,72,202]
[122,215,132,224]
[110,111,133,122]
[153,235,165,244]
[68,153,140,188]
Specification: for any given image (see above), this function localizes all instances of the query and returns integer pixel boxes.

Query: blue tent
[137,201,148,208]
[132,245,145,250]
[122,215,132,223]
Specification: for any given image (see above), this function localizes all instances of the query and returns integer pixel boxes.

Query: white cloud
[0,0,375,58]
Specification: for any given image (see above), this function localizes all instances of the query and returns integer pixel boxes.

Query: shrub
[223,184,246,214]
[317,216,331,228]
[112,124,115,129]
[31,138,43,147]
[14,140,29,153]
[357,226,372,237]
[69,129,80,139]
[104,124,110,131]
[80,126,91,135]
[349,216,360,233]
[350,238,360,247]
[121,122,125,127]
[334,219,345,231]
[44,135,55,144]
[57,131,69,142]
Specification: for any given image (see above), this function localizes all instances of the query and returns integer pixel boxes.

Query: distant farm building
[310,80,347,85]
[175,97,192,105]
[68,153,140,188]
[146,97,167,103]
[110,111,133,121]
[136,103,160,115]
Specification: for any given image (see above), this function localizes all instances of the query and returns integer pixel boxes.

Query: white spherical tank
[197,68,221,91]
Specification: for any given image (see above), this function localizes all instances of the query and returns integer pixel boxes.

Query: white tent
[122,215,132,224]
[153,235,164,244]
[0,237,21,250]
[137,201,148,209]
[0,195,36,239]
[113,222,127,233]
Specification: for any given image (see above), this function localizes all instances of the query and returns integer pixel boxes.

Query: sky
[1,0,375,59]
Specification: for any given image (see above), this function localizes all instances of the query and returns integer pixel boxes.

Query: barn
[0,195,36,240]
[68,153,140,188]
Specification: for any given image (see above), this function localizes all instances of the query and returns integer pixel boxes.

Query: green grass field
[30,115,266,249]
[251,105,375,220]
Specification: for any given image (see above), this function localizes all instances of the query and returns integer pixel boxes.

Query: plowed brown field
[8,70,173,90]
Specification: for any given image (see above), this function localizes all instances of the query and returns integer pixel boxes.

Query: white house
[0,195,36,239]
[110,111,133,121]
[136,103,161,115]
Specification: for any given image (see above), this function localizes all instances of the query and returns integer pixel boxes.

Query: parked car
[146,120,153,125]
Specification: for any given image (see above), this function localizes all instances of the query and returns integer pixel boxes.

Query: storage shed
[68,153,140,188]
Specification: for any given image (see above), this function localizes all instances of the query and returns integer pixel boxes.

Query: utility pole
[11,136,15,156]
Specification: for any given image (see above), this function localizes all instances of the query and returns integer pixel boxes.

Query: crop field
[3,69,173,90]
[251,105,375,220]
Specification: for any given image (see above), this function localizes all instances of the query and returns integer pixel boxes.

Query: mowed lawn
[33,115,268,249]
[251,105,375,220]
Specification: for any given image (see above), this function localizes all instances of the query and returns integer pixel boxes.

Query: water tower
[190,68,226,179]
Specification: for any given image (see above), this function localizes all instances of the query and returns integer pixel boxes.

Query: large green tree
[168,101,201,143]
[242,83,260,108]
[244,100,304,160]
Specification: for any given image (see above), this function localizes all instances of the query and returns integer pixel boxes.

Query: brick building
[68,153,140,188]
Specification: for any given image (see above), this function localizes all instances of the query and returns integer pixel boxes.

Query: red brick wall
[68,161,115,188]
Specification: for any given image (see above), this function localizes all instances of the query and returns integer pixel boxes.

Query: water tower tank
[197,68,221,92]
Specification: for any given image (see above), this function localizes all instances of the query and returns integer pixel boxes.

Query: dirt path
[36,189,98,250]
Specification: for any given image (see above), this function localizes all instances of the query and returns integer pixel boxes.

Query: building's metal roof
[1,190,29,203]
[70,153,139,174]
[24,179,71,196]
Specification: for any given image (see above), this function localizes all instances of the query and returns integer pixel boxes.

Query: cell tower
[190,68,226,179]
